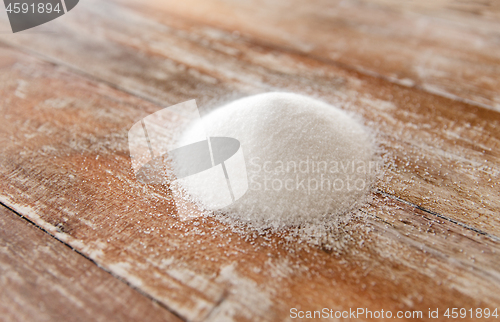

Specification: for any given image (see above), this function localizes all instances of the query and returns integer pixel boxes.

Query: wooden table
[1,0,499,321]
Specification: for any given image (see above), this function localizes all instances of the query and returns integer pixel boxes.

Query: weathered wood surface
[1,0,499,235]
[121,0,500,111]
[0,204,182,322]
[0,44,498,320]
[0,0,499,321]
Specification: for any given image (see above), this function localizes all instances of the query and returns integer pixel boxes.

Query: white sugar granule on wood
[175,92,379,247]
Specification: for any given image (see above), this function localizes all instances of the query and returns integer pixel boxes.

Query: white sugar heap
[176,92,377,234]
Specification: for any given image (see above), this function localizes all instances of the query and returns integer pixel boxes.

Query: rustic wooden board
[1,0,500,321]
[0,0,499,235]
[0,42,499,321]
[120,0,500,111]
[0,204,182,322]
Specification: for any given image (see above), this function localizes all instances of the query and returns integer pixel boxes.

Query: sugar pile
[175,92,377,236]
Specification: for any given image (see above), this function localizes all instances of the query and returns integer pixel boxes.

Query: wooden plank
[117,0,500,111]
[0,204,183,322]
[0,47,225,322]
[0,0,499,235]
[0,43,499,321]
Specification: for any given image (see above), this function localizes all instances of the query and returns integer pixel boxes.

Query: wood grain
[0,43,499,321]
[0,0,499,320]
[0,204,182,322]
[0,0,498,235]
[120,0,500,111]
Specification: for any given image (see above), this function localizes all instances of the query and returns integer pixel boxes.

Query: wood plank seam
[2,5,497,112]
[204,289,229,321]
[0,45,496,316]
[0,1,497,319]
[127,2,498,113]
[123,0,500,110]
[243,37,498,112]
[0,201,188,322]
[0,39,495,244]
[376,190,500,243]
[1,34,496,250]
[0,40,168,108]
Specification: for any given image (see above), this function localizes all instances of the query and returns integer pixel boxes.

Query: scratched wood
[0,44,499,321]
[0,0,499,321]
[120,0,500,110]
[1,0,499,235]
[0,205,182,322]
